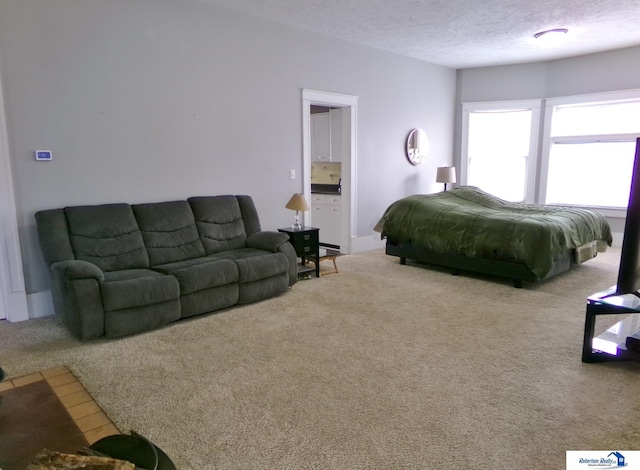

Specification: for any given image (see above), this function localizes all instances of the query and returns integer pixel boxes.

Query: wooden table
[309,248,341,276]
[278,226,320,278]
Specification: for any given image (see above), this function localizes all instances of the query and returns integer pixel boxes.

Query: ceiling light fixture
[534,28,568,39]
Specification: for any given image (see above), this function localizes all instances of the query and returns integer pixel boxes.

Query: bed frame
[386,240,574,288]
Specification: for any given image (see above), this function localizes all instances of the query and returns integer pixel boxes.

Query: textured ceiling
[198,0,640,69]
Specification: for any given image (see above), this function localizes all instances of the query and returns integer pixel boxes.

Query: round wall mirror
[406,128,429,166]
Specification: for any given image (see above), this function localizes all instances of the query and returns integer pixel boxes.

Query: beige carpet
[1,248,639,469]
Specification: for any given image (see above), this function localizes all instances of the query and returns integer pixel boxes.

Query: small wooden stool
[311,249,340,276]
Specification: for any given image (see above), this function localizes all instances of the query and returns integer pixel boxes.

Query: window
[461,101,540,203]
[543,100,640,208]
[546,141,635,207]
[461,90,640,212]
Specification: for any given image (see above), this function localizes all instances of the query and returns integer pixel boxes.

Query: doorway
[0,67,28,322]
[302,89,358,254]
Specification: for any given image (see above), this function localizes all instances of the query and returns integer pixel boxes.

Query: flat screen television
[616,137,640,294]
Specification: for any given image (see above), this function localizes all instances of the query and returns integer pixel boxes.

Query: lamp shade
[436,166,457,184]
[285,193,310,212]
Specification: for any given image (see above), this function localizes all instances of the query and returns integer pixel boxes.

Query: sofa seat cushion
[212,248,289,283]
[101,269,180,312]
[152,258,239,295]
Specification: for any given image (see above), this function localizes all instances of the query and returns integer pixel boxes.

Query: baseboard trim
[5,289,29,322]
[351,234,386,253]
[354,233,622,252]
[21,232,620,319]
[611,231,623,248]
[27,290,54,319]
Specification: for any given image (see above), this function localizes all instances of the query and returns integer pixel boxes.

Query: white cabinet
[311,113,330,162]
[311,194,341,247]
[311,110,342,163]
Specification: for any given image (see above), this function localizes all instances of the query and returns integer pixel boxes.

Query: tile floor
[0,366,120,470]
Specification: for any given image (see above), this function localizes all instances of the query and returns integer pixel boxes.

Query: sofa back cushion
[188,196,249,254]
[133,200,206,266]
[35,208,76,266]
[236,195,262,237]
[65,204,149,271]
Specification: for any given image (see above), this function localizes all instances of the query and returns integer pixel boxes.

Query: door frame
[0,66,29,322]
[302,89,358,254]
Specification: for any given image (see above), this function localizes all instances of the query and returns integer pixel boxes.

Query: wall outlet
[289,169,295,180]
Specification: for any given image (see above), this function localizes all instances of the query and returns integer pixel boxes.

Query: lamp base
[291,211,302,229]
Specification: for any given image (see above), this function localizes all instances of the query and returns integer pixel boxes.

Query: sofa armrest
[276,240,298,287]
[51,260,105,281]
[49,260,106,340]
[246,231,290,252]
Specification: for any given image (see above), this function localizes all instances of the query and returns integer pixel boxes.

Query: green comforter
[377,186,613,279]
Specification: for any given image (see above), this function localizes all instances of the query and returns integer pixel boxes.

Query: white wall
[455,45,640,241]
[0,0,456,305]
[457,45,640,103]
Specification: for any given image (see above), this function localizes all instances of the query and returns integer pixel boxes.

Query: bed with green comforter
[377,186,613,285]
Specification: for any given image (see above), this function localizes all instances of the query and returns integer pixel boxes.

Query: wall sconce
[436,166,456,191]
[285,193,310,229]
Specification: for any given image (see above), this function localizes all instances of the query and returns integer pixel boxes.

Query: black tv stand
[582,286,640,363]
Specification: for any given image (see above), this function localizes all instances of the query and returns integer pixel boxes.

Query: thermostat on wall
[35,150,52,161]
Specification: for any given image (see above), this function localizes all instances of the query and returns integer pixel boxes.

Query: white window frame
[461,100,541,203]
[540,89,640,217]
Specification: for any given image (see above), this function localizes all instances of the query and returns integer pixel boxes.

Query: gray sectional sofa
[35,195,298,340]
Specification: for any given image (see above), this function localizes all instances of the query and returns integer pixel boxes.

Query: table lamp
[285,193,310,229]
[436,166,456,191]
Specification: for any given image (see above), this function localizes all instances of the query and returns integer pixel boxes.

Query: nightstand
[278,226,320,278]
